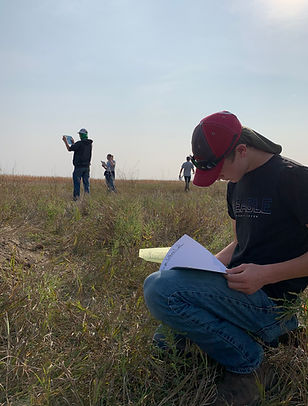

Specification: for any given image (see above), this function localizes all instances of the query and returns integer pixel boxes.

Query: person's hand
[224,263,268,295]
[62,135,66,141]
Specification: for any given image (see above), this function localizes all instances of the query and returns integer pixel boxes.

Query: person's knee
[144,271,171,319]
[144,272,159,304]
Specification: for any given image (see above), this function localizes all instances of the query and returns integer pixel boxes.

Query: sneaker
[214,359,276,405]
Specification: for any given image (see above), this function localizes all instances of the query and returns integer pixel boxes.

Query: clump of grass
[0,175,307,405]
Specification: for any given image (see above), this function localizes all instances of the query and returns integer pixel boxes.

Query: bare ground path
[0,225,48,271]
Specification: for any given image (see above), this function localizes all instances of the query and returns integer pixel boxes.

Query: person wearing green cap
[62,128,93,200]
[144,111,308,405]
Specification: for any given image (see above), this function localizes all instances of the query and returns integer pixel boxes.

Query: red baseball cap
[191,111,242,187]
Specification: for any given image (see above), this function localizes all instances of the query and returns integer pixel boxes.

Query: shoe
[214,359,276,405]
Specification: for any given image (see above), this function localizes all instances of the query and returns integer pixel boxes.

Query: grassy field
[0,175,307,406]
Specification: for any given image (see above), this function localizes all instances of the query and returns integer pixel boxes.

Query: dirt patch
[0,226,48,270]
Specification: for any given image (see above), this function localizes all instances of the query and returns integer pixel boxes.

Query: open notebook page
[159,234,226,274]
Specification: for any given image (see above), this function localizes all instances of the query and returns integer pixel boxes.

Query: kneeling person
[144,111,308,405]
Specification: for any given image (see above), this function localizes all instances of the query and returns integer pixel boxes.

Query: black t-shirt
[69,139,93,168]
[227,155,308,301]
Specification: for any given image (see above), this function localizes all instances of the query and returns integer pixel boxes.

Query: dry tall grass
[0,175,307,405]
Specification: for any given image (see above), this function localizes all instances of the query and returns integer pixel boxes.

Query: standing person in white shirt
[102,154,116,192]
[179,156,195,191]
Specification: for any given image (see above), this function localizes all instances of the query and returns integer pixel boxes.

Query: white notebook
[159,234,226,274]
[63,135,74,146]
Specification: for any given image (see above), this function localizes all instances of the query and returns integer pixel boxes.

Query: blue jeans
[143,269,298,374]
[73,167,90,198]
[105,172,116,191]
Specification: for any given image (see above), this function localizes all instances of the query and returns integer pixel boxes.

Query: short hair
[186,156,191,161]
[226,135,251,161]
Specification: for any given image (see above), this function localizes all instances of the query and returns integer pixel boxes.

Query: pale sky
[1,0,308,180]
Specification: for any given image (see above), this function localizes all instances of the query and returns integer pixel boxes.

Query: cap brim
[193,160,224,187]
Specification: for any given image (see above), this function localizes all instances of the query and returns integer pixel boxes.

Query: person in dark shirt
[143,111,308,405]
[63,128,93,200]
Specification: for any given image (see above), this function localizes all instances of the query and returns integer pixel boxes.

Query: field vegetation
[0,175,307,405]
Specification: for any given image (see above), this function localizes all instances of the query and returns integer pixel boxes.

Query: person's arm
[225,224,308,295]
[215,220,237,266]
[179,167,183,177]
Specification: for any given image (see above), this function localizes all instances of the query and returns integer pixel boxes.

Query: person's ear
[235,144,247,157]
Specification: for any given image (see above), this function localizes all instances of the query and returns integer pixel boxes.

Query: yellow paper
[139,247,170,263]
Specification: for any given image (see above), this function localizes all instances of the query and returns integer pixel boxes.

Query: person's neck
[246,149,274,173]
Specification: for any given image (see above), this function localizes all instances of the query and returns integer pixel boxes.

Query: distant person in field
[144,111,308,405]
[179,156,195,191]
[110,154,116,180]
[62,128,93,201]
[101,154,116,192]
